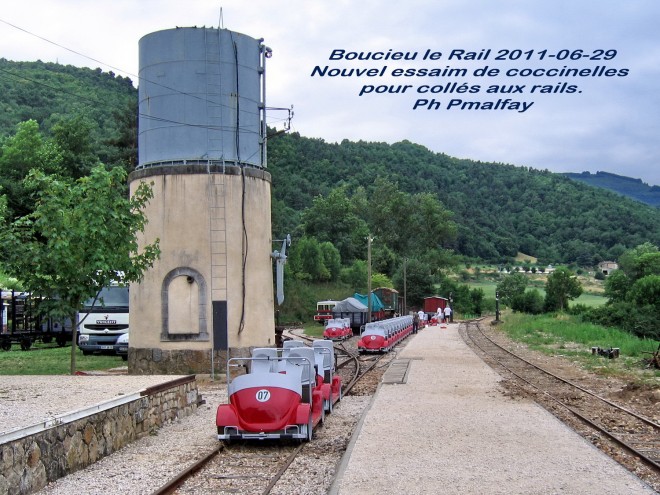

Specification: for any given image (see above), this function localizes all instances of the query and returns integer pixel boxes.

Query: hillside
[0,58,137,169]
[564,171,660,207]
[2,59,660,266]
[267,134,660,264]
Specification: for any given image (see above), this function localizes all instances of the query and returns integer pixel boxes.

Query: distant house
[545,265,556,273]
[598,261,618,275]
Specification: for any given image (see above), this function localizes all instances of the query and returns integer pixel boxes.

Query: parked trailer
[423,296,448,321]
[331,296,384,334]
[0,291,72,351]
[373,287,400,317]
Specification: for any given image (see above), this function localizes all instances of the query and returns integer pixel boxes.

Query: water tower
[128,27,275,374]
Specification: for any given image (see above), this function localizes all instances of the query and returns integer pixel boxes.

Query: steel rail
[261,444,304,495]
[150,445,223,495]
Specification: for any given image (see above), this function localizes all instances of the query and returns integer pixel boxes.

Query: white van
[77,285,129,355]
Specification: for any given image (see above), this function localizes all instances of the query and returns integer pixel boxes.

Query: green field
[468,280,607,307]
[0,343,125,375]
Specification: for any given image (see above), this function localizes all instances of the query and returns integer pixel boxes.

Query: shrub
[511,289,544,314]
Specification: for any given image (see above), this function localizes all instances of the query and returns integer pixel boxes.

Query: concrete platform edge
[328,382,383,495]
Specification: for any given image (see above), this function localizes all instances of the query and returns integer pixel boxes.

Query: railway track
[461,320,660,488]
[152,441,305,495]
[151,330,389,494]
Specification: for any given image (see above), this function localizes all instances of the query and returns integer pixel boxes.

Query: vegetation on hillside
[0,59,137,174]
[268,133,660,265]
[2,59,659,267]
[495,243,660,340]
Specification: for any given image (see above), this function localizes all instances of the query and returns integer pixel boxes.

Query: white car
[114,333,128,361]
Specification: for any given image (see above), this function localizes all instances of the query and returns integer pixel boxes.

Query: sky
[1,0,659,186]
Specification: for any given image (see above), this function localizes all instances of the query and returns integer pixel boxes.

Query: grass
[498,312,660,381]
[301,322,325,339]
[0,342,125,375]
[467,280,607,307]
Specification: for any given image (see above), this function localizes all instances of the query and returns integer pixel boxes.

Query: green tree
[371,272,393,289]
[50,113,99,178]
[411,192,457,253]
[511,289,544,314]
[603,269,630,302]
[618,242,658,280]
[300,187,369,263]
[496,272,527,307]
[319,241,341,281]
[0,120,63,217]
[627,275,660,307]
[0,165,160,374]
[392,258,434,308]
[470,287,485,315]
[544,267,582,311]
[289,236,327,282]
[341,260,368,292]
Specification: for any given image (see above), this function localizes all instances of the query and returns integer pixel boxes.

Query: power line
[0,18,292,139]
[0,17,268,126]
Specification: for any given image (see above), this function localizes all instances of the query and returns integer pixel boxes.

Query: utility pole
[367,235,373,322]
[403,257,407,316]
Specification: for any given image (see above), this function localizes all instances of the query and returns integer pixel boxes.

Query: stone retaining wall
[0,375,198,495]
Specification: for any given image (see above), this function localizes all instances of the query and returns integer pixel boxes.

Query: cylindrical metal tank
[138,27,264,168]
[129,26,275,375]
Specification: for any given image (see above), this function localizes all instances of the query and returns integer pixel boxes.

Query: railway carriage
[216,341,342,443]
[313,300,338,324]
[323,318,352,341]
[373,287,400,317]
[357,315,414,353]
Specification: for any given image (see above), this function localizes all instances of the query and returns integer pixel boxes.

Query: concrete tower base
[128,164,275,375]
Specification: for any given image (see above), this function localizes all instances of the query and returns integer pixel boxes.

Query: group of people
[412,305,452,333]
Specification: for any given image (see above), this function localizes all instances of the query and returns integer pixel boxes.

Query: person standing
[412,312,419,334]
[443,305,452,323]
[418,309,425,327]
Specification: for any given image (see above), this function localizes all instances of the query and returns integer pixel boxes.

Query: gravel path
[35,380,225,495]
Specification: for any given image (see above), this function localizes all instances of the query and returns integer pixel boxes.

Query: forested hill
[1,59,659,265]
[0,58,137,168]
[563,171,660,208]
[267,133,660,264]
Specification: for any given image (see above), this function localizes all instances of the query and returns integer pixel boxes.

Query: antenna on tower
[219,7,224,29]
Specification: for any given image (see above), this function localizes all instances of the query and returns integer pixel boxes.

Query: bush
[567,303,590,316]
[583,303,660,340]
[511,289,544,314]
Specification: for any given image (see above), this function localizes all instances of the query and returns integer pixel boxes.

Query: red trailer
[423,296,448,315]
